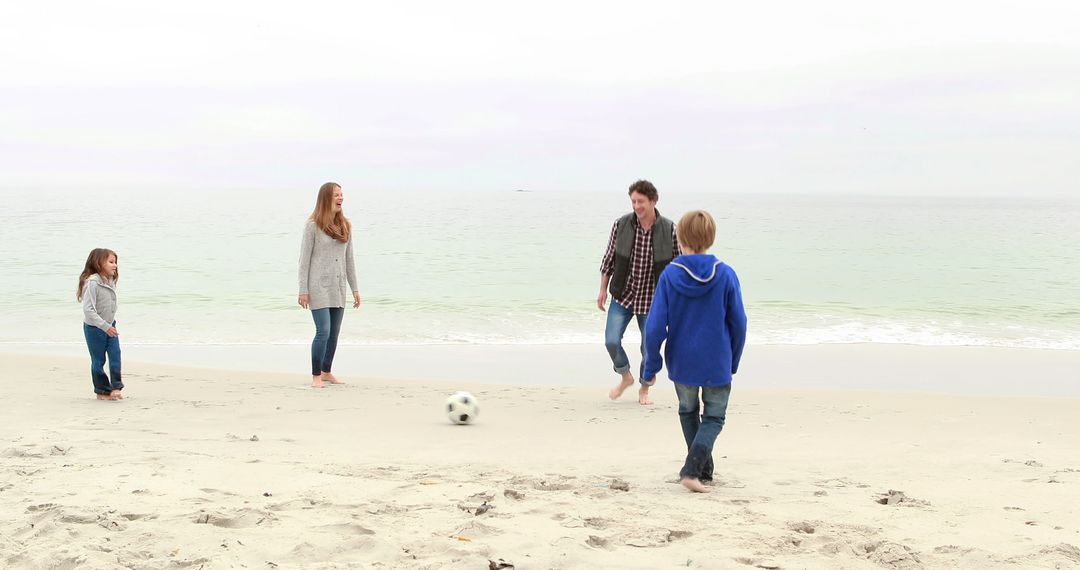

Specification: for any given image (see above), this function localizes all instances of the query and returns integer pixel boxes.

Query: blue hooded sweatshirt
[643,254,747,387]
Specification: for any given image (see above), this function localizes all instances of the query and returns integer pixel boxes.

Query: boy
[642,210,747,493]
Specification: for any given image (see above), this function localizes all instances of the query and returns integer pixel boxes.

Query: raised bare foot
[96,394,112,401]
[311,376,325,388]
[638,386,654,405]
[110,390,123,400]
[608,373,635,400]
[322,373,345,385]
[681,477,710,493]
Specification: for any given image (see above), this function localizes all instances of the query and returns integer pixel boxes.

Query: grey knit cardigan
[298,221,358,310]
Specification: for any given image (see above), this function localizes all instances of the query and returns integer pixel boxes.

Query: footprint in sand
[530,478,575,491]
[814,477,870,489]
[586,535,610,549]
[860,540,923,569]
[119,512,157,521]
[316,522,376,536]
[1003,458,1044,467]
[199,487,240,497]
[787,521,817,534]
[192,508,273,528]
[734,557,782,569]
[584,517,610,530]
[3,446,44,459]
[623,528,693,548]
[875,489,931,507]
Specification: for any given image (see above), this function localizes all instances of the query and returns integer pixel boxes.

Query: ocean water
[2,187,1078,350]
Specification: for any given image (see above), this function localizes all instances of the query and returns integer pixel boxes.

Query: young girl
[77,248,124,401]
[298,182,361,388]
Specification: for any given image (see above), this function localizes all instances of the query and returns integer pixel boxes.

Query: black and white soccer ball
[446,391,479,425]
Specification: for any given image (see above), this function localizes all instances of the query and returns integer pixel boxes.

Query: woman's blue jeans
[674,382,731,481]
[310,307,344,376]
[604,301,648,384]
[83,322,122,395]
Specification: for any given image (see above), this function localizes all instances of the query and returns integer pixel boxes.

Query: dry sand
[1,346,1078,569]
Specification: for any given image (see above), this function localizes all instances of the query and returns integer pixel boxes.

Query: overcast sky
[2,1,1078,196]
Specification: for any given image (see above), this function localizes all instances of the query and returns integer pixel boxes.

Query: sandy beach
[2,344,1078,569]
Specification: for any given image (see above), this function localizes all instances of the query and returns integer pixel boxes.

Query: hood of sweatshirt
[88,273,116,289]
[667,254,724,298]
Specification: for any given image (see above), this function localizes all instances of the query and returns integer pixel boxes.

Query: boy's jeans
[310,307,344,376]
[674,382,731,481]
[83,322,122,395]
[604,301,648,384]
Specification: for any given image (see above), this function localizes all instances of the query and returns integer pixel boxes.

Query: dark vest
[608,212,675,299]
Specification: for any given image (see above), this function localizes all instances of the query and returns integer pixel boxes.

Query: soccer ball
[446,391,479,425]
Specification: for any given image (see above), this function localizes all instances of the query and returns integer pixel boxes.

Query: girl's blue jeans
[674,382,731,481]
[310,307,344,376]
[83,322,122,395]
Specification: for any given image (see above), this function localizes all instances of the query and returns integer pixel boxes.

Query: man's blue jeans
[674,382,731,481]
[310,307,344,376]
[604,301,648,384]
[83,322,122,395]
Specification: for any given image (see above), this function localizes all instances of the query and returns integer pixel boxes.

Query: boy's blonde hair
[677,210,716,253]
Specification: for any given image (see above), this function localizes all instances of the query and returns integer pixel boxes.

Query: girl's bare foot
[110,390,123,400]
[96,394,112,401]
[322,373,345,385]
[311,375,325,388]
[638,386,654,405]
[608,372,635,400]
[681,477,709,493]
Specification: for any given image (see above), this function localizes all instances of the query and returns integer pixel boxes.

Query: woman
[298,182,361,388]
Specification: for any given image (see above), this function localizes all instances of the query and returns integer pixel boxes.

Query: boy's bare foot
[96,394,112,400]
[608,372,635,400]
[110,390,123,400]
[681,477,710,493]
[311,375,325,388]
[322,373,345,385]
[638,386,654,405]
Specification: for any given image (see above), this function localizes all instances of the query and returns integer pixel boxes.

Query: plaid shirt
[600,212,681,315]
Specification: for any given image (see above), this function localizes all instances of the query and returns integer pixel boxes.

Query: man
[598,179,681,405]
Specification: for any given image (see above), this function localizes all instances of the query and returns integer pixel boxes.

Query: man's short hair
[677,210,716,252]
[628,180,658,202]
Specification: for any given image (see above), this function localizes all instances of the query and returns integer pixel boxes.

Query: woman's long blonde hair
[309,182,351,243]
[76,248,118,301]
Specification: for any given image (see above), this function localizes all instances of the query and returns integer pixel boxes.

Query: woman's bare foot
[681,477,710,493]
[96,394,112,401]
[321,373,345,385]
[608,372,635,400]
[638,386,654,405]
[311,375,325,388]
[109,390,123,400]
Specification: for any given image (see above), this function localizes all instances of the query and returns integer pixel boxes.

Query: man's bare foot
[608,373,635,400]
[110,390,123,400]
[96,394,112,401]
[638,386,654,405]
[681,477,710,493]
[311,375,325,388]
[322,373,345,385]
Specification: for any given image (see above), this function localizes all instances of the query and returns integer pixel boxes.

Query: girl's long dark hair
[76,248,118,301]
